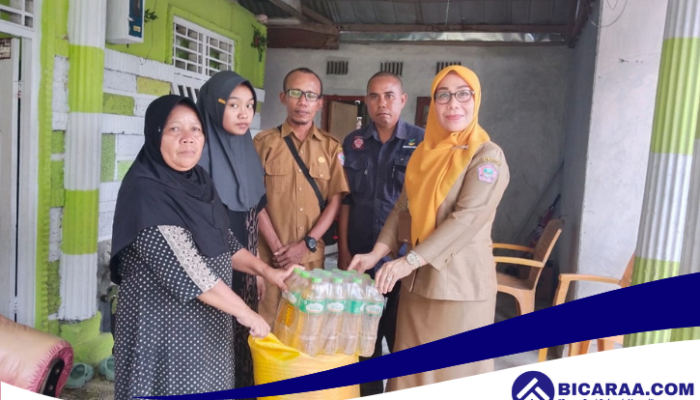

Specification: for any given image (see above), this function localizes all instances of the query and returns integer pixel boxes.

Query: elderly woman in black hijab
[196,71,269,393]
[110,95,293,399]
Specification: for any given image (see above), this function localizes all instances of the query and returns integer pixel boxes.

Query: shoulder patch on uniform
[352,136,364,150]
[481,157,502,166]
[338,152,345,166]
[477,163,498,184]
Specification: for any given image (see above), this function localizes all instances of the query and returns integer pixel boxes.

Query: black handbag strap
[279,125,326,209]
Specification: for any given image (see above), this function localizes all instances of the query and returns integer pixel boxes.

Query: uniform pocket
[391,154,410,197]
[345,157,368,195]
[309,163,330,181]
[264,162,290,193]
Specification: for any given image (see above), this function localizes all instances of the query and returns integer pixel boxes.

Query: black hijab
[109,95,230,285]
[197,71,266,212]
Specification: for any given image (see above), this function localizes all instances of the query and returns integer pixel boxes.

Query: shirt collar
[366,119,408,141]
[280,121,323,141]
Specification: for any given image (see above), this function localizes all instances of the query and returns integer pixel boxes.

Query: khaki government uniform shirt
[377,141,510,301]
[254,121,350,266]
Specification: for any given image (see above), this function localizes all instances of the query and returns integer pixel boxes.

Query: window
[436,61,461,74]
[326,60,349,75]
[380,61,404,77]
[0,0,35,33]
[171,17,235,101]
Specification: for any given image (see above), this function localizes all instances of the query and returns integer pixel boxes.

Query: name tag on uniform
[402,138,418,149]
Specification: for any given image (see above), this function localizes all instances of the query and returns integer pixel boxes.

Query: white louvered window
[0,0,35,34]
[171,17,235,102]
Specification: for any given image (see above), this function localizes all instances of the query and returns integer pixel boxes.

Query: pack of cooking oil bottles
[273,268,385,357]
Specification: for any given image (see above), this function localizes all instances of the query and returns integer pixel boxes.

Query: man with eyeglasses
[338,71,424,396]
[254,67,349,326]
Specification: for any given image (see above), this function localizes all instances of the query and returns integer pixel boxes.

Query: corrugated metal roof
[238,0,292,19]
[240,0,570,26]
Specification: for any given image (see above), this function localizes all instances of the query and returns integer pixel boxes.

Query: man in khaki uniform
[255,67,349,325]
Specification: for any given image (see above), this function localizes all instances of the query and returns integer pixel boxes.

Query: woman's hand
[237,309,270,338]
[375,257,413,294]
[348,253,381,274]
[256,275,266,303]
[262,264,296,293]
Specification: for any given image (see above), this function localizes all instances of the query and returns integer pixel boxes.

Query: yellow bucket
[248,335,360,400]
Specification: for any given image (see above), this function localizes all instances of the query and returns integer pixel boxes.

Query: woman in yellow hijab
[349,65,510,390]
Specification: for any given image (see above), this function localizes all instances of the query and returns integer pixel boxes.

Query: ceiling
[237,0,596,49]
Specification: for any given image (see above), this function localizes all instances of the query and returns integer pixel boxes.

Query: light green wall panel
[117,160,133,181]
[101,134,116,182]
[106,0,266,87]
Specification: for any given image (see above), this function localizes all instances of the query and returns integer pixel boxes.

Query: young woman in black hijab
[110,95,293,399]
[196,71,268,394]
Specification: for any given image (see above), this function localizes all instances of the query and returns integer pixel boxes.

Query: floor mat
[60,374,114,400]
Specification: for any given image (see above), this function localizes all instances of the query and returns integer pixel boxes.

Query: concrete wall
[262,44,573,244]
[560,0,667,299]
[558,5,600,280]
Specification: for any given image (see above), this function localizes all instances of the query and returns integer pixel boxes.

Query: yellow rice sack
[248,335,360,400]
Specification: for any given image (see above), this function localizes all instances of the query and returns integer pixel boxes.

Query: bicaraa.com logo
[512,371,555,400]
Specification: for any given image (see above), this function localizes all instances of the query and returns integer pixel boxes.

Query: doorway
[414,96,431,129]
[321,95,370,142]
[0,37,20,321]
[0,1,42,326]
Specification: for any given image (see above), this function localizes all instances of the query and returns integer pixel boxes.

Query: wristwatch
[406,251,422,270]
[304,235,317,253]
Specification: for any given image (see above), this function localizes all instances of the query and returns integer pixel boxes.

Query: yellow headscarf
[405,65,490,245]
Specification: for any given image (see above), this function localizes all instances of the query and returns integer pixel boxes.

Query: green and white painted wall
[625,0,700,347]
[33,0,267,364]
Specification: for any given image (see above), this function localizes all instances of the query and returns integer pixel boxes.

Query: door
[0,38,20,320]
[328,101,358,142]
[415,96,431,129]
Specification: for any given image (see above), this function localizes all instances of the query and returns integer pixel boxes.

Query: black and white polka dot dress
[114,225,242,399]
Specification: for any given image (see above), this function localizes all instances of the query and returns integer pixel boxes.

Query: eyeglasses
[434,90,474,104]
[285,89,321,102]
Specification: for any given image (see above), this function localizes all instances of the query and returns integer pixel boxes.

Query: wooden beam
[337,23,568,34]
[268,0,306,21]
[293,22,339,35]
[265,19,338,35]
[301,5,334,25]
[267,26,339,50]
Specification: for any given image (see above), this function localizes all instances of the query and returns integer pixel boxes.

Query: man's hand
[338,247,352,270]
[273,241,308,269]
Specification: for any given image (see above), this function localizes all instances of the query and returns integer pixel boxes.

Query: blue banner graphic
[144,273,700,399]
